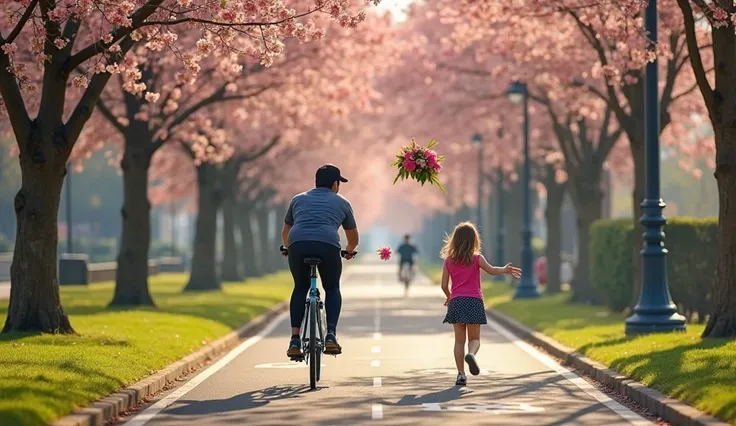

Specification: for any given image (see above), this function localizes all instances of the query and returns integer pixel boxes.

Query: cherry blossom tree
[676,0,736,337]
[438,0,710,305]
[0,0,383,331]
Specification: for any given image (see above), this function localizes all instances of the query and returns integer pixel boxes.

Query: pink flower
[403,158,417,172]
[426,149,438,165]
[433,162,442,171]
[404,151,413,160]
[377,246,392,261]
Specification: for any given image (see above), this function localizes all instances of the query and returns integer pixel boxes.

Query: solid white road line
[123,311,289,426]
[372,403,384,420]
[373,377,382,387]
[487,319,652,426]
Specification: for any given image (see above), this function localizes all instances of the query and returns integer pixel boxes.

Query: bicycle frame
[301,264,325,363]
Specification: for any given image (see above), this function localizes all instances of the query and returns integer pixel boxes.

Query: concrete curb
[51,301,288,426]
[487,308,731,426]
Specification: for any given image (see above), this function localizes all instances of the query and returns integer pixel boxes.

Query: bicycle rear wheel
[309,299,318,390]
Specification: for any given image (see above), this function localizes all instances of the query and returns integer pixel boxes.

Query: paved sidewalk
[119,262,652,426]
[0,281,8,300]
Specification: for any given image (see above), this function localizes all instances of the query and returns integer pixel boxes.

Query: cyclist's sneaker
[287,335,303,359]
[455,374,467,386]
[465,353,480,376]
[323,333,342,355]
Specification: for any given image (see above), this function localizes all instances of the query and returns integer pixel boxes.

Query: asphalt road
[121,261,652,426]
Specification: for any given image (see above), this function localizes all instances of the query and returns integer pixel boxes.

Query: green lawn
[482,283,736,425]
[420,261,442,285]
[0,272,291,426]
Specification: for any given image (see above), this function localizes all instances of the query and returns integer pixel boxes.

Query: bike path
[122,262,651,426]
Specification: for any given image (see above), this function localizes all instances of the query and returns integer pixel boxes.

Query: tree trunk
[185,165,221,291]
[703,127,736,337]
[255,206,272,274]
[110,138,155,306]
[270,204,287,271]
[3,155,74,333]
[220,195,243,282]
[630,140,645,308]
[545,183,565,294]
[569,190,603,305]
[236,202,259,278]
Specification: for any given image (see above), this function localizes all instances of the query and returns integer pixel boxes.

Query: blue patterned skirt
[443,296,488,324]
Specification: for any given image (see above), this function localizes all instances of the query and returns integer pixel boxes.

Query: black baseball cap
[315,164,348,187]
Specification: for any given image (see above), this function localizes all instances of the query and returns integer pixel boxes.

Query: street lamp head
[472,132,482,146]
[506,81,526,104]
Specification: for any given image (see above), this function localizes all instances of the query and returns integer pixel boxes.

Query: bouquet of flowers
[391,138,446,192]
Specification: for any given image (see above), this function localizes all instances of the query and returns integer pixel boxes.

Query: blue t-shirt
[397,243,418,262]
[284,188,357,248]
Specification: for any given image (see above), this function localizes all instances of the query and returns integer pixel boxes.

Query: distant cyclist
[397,234,419,286]
[281,164,359,359]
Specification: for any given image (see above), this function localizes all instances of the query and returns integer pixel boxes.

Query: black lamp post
[624,0,686,334]
[472,132,483,229]
[506,81,539,298]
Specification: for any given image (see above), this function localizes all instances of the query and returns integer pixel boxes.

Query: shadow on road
[166,384,312,416]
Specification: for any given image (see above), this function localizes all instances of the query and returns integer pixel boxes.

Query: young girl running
[440,222,522,386]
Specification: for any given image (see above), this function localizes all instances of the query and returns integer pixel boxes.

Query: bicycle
[280,245,357,390]
[399,262,415,294]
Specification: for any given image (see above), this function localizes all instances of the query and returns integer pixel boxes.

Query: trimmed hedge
[590,219,634,312]
[590,217,717,321]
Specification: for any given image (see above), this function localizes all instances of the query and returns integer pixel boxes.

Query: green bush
[665,217,717,322]
[590,219,634,312]
[589,217,717,320]
[149,240,187,259]
[58,238,117,263]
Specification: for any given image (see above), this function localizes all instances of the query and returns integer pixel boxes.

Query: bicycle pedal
[289,355,305,362]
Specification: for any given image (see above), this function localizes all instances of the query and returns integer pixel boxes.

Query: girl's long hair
[440,222,481,266]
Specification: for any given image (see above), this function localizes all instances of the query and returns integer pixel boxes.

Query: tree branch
[238,135,281,164]
[65,37,135,149]
[3,0,39,44]
[676,0,714,115]
[95,97,126,133]
[66,0,165,71]
[0,52,31,145]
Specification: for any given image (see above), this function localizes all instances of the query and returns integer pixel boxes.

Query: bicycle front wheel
[309,299,318,390]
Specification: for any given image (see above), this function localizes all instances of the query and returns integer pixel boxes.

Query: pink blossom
[144,92,160,103]
[377,246,392,261]
[403,158,417,172]
[53,38,68,49]
[71,75,89,89]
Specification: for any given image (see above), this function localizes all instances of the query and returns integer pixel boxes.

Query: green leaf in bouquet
[427,139,438,149]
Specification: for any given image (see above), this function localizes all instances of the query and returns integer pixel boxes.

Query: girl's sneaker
[455,374,467,386]
[464,353,480,376]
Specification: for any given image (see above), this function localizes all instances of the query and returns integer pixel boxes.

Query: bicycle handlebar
[279,245,357,260]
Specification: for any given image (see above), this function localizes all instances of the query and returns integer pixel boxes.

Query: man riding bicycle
[281,164,359,359]
[397,234,419,283]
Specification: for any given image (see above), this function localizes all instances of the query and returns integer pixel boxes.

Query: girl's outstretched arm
[441,260,451,303]
[479,254,507,275]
